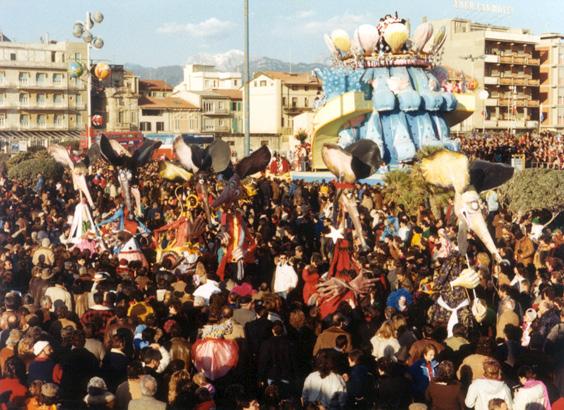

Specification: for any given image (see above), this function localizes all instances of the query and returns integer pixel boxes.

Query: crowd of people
[458,131,563,169]
[0,144,561,410]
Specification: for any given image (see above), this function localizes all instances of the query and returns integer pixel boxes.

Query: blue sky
[1,0,562,67]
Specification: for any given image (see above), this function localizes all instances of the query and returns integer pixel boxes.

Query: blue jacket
[409,359,438,395]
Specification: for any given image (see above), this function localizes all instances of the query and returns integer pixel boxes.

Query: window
[10,53,16,61]
[292,97,298,108]
[53,73,63,85]
[77,114,83,127]
[233,80,238,86]
[54,94,63,105]
[0,114,5,127]
[141,109,161,116]
[281,116,285,127]
[203,101,213,112]
[219,119,225,127]
[37,114,46,128]
[189,118,197,130]
[260,80,267,87]
[118,111,126,124]
[20,114,29,127]
[304,97,309,107]
[0,71,5,84]
[54,114,64,127]
[36,73,47,85]
[37,94,46,105]
[0,93,4,105]
[140,122,151,131]
[19,93,29,106]
[18,72,30,85]
[174,117,180,131]
[77,94,82,106]
[231,102,237,111]
[74,52,81,61]
[156,122,165,132]
[218,101,224,111]
[282,97,287,106]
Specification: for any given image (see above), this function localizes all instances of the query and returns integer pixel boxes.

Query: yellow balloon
[383,22,409,53]
[330,29,351,52]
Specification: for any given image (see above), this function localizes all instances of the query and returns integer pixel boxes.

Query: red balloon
[91,115,104,127]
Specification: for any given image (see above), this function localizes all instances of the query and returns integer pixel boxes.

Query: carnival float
[310,13,475,170]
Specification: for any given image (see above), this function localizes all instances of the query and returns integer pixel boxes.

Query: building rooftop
[139,79,173,92]
[182,90,231,98]
[210,88,242,100]
[139,96,198,110]
[256,71,320,86]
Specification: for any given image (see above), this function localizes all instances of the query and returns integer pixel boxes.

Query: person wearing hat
[28,341,62,385]
[32,238,54,267]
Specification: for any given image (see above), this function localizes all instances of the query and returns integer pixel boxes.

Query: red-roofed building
[139,80,173,98]
[138,86,200,133]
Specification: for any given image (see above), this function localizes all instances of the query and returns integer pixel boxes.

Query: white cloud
[186,49,244,71]
[302,13,367,34]
[296,9,315,19]
[157,17,236,38]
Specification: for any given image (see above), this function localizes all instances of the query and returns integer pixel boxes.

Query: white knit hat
[33,340,50,356]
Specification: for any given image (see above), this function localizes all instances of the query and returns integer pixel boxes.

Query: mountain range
[125,55,326,87]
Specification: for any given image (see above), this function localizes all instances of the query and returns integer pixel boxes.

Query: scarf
[437,296,470,337]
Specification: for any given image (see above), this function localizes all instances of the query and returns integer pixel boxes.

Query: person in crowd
[409,344,439,401]
[302,350,347,409]
[513,365,552,410]
[127,374,166,410]
[425,360,465,410]
[370,320,400,360]
[465,359,513,410]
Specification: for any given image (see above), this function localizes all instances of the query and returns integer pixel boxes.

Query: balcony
[485,98,498,106]
[202,108,230,116]
[527,100,540,107]
[18,82,68,90]
[498,55,540,65]
[484,54,500,63]
[499,77,539,87]
[18,102,72,111]
[484,76,499,85]
[526,120,539,128]
[0,60,67,70]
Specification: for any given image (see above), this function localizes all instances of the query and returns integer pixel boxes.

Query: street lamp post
[71,11,104,149]
[243,0,250,156]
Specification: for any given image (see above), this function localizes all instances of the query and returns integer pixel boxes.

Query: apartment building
[431,18,540,133]
[249,71,321,137]
[0,36,88,147]
[174,64,241,93]
[536,33,564,131]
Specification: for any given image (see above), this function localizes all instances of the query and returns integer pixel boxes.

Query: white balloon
[330,29,351,52]
[356,24,379,53]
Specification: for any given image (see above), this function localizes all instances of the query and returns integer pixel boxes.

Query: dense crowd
[0,151,561,410]
[458,132,563,169]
